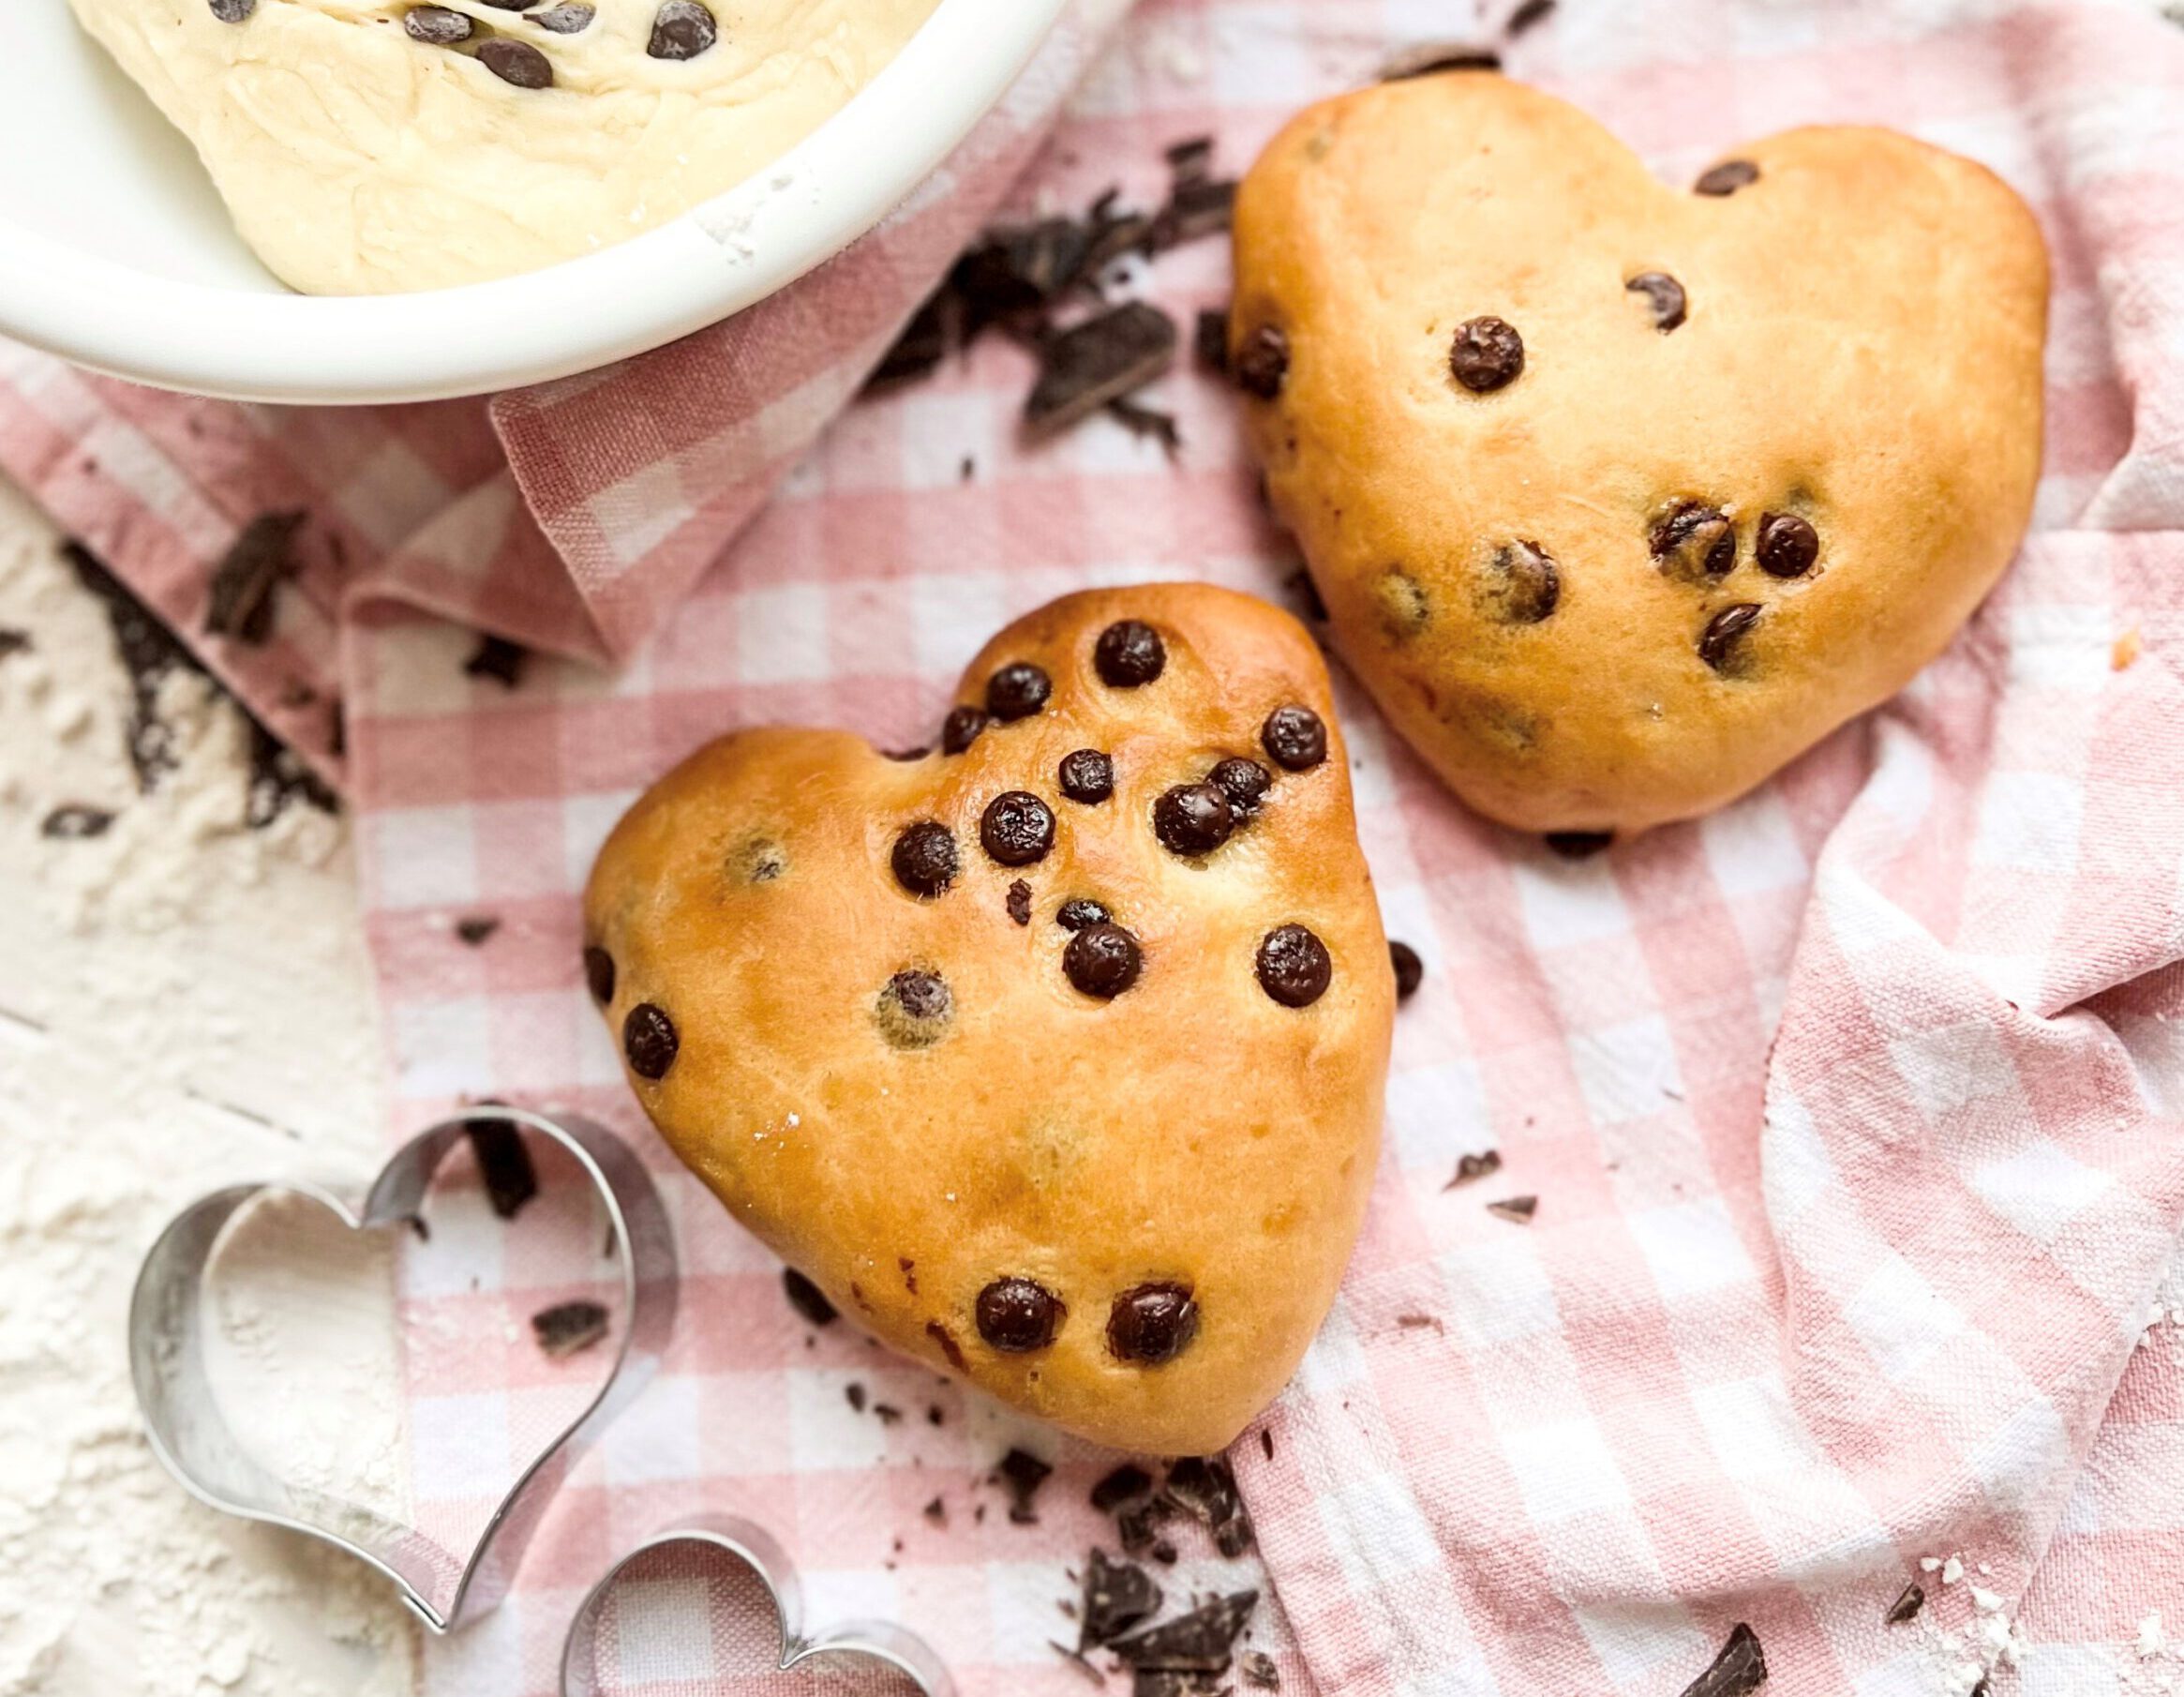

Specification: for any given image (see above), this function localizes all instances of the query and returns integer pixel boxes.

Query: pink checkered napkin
[9,0,2184,1693]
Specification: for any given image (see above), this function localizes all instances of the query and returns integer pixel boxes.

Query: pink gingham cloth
[9,0,2184,1692]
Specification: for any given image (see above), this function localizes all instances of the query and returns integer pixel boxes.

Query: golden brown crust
[585,584,1392,1454]
[1232,74,2049,836]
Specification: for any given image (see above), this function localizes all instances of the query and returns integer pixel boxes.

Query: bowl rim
[0,0,1066,407]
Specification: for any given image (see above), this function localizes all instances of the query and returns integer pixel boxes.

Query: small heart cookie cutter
[561,1514,955,1697]
[128,1105,678,1633]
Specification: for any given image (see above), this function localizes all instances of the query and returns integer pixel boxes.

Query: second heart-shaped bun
[585,585,1392,1454]
[1231,73,2048,836]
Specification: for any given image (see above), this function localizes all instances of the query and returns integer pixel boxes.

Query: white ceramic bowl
[0,0,1064,404]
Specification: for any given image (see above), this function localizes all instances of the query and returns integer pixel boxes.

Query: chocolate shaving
[1080,1548,1163,1650]
[1506,0,1556,34]
[1109,1591,1259,1673]
[1147,177,1237,252]
[203,511,307,646]
[1678,1624,1766,1697]
[845,1382,867,1413]
[1025,303,1178,438]
[783,1268,837,1326]
[1092,1464,1156,1512]
[1487,1194,1539,1224]
[1108,397,1181,455]
[1241,1651,1279,1689]
[463,634,527,690]
[1444,1149,1503,1189]
[455,915,501,946]
[41,804,115,840]
[1381,41,1502,78]
[1885,1582,1924,1625]
[531,1299,610,1358]
[464,1114,538,1219]
[1164,135,1215,182]
[999,1447,1054,1524]
[1396,1313,1443,1332]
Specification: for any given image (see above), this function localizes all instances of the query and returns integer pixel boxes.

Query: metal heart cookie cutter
[561,1515,955,1697]
[128,1105,678,1633]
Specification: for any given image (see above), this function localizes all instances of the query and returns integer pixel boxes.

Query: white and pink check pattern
[8,0,2184,1692]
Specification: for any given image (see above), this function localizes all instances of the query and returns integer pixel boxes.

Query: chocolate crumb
[531,1299,610,1358]
[1506,0,1555,35]
[464,1114,538,1218]
[203,511,307,646]
[873,1403,904,1424]
[1380,41,1502,78]
[1885,1582,1924,1626]
[1092,1464,1155,1511]
[1444,1150,1503,1189]
[1150,1539,1177,1566]
[1080,1548,1163,1650]
[1241,1651,1280,1690]
[923,1496,947,1526]
[1108,397,1182,456]
[927,1404,944,1426]
[1025,303,1178,438]
[783,1268,838,1327]
[455,915,501,946]
[464,634,527,690]
[1396,1313,1443,1331]
[1695,159,1761,197]
[1678,1624,1766,1697]
[846,1383,868,1414]
[999,1447,1054,1524]
[1487,1194,1539,1224]
[41,805,115,840]
[1259,1429,1274,1462]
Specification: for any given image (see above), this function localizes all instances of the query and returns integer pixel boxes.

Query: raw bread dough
[70,0,941,293]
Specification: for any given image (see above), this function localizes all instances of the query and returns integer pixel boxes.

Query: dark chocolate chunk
[1487,1194,1539,1223]
[1092,1464,1156,1511]
[531,1299,610,1359]
[1678,1624,1766,1697]
[204,511,306,646]
[1756,512,1819,578]
[209,0,255,20]
[987,661,1053,722]
[1545,830,1613,859]
[1260,704,1326,771]
[40,805,114,840]
[976,1278,1064,1352]
[1115,1494,1174,1558]
[1154,783,1235,857]
[783,1268,838,1327]
[1195,308,1231,374]
[582,944,616,1003]
[942,705,988,755]
[866,290,952,392]
[891,820,959,898]
[1109,1592,1259,1673]
[1444,1149,1502,1189]
[530,2,594,28]
[1080,1549,1162,1650]
[480,38,554,86]
[1381,41,1502,78]
[1390,940,1424,1000]
[1234,323,1289,400]
[1210,758,1271,816]
[456,915,501,946]
[1107,1284,1198,1364]
[1007,879,1033,925]
[1149,176,1237,252]
[1698,603,1762,673]
[405,6,474,43]
[1695,159,1760,197]
[1164,1455,1252,1555]
[1095,620,1167,687]
[465,1115,538,1218]
[623,1003,679,1079]
[1241,1651,1280,1689]
[1059,749,1115,804]
[1065,924,1144,999]
[1479,540,1560,623]
[1885,1582,1924,1626]
[875,969,952,1049]
[648,0,717,59]
[1025,303,1177,438]
[1057,897,1112,932]
[1256,924,1332,1008]
[981,791,1056,866]
[998,1447,1053,1524]
[1626,271,1687,332]
[1651,503,1736,581]
[464,633,526,688]
[1448,315,1524,393]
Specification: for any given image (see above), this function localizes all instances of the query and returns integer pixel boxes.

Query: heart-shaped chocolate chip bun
[1230,74,2048,836]
[584,586,1392,1454]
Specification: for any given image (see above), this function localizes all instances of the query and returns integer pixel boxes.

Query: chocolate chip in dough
[1390,940,1424,1000]
[648,0,718,58]
[1256,924,1331,1008]
[1058,748,1114,803]
[1756,512,1819,578]
[890,820,959,897]
[1234,323,1290,400]
[1154,782,1235,857]
[1056,897,1112,932]
[1210,757,1271,816]
[623,1003,679,1079]
[975,1277,1065,1352]
[1448,315,1524,393]
[479,39,555,87]
[530,1,594,28]
[1478,540,1561,624]
[980,791,1055,866]
[209,0,255,19]
[1625,271,1687,332]
[986,661,1052,722]
[1695,159,1760,197]
[1107,1284,1200,1363]
[1260,704,1327,771]
[1095,619,1166,687]
[582,944,616,1003]
[1006,879,1033,925]
[1680,1624,1767,1697]
[783,1269,838,1327]
[404,6,473,43]
[1065,924,1144,999]
[1545,830,1613,859]
[1650,502,1736,581]
[941,705,988,755]
[875,969,951,1049]
[1698,603,1762,673]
